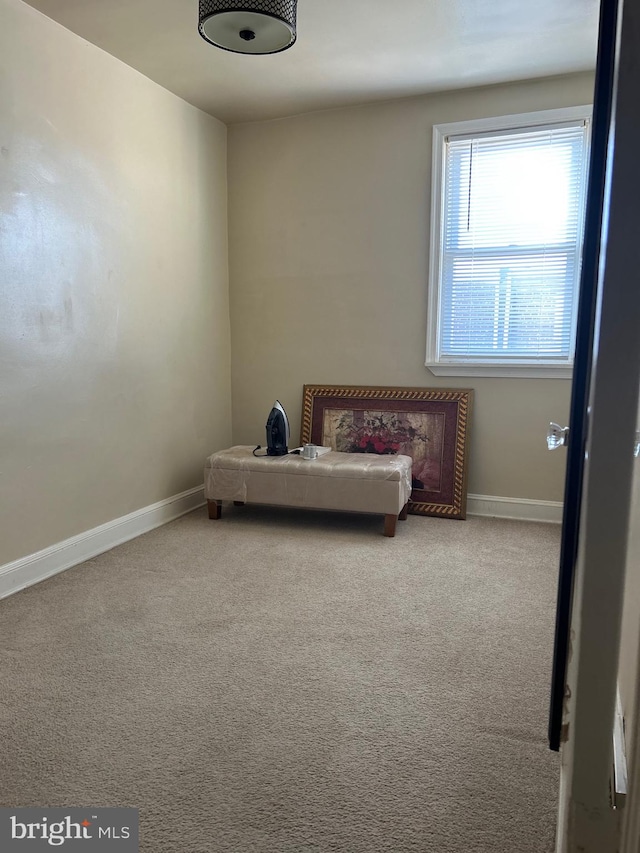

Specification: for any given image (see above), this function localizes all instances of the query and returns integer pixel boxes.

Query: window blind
[439,121,589,364]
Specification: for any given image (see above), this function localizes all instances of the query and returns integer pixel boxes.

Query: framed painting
[301,385,473,519]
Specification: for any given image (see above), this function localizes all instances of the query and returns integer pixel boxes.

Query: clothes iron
[266,400,290,456]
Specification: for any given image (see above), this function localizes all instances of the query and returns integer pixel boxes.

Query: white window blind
[435,117,589,371]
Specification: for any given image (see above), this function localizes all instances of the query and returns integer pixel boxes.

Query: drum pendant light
[198,1,297,55]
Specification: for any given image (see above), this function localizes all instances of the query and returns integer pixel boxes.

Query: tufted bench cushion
[204,445,413,536]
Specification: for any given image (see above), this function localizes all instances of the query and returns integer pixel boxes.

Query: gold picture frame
[301,385,473,519]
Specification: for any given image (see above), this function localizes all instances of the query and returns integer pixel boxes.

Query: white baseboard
[467,493,563,524]
[0,485,205,600]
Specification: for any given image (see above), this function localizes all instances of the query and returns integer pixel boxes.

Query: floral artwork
[301,385,473,519]
[322,408,445,492]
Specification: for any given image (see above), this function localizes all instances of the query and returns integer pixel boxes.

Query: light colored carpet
[0,506,560,852]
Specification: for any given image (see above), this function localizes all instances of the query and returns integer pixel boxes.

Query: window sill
[425,362,573,379]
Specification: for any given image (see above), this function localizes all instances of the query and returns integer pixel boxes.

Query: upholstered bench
[204,446,413,537]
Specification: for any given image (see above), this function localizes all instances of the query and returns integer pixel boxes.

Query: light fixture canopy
[198,0,297,55]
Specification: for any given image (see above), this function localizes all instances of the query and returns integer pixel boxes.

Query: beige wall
[228,72,594,501]
[0,0,231,565]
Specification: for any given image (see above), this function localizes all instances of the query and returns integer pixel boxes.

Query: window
[426,107,591,378]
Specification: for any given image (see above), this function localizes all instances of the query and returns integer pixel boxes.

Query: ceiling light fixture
[198,1,297,55]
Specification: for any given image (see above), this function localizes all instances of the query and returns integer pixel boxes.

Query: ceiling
[23,0,600,125]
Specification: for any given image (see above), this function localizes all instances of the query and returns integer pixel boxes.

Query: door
[547,0,618,757]
[549,0,640,850]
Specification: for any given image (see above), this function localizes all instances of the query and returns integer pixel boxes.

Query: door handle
[548,422,569,450]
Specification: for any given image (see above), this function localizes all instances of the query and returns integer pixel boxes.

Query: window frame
[426,105,593,379]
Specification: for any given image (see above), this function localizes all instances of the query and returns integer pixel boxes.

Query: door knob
[548,422,569,450]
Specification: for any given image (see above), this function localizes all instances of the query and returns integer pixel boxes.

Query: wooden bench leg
[384,514,397,537]
[233,501,245,506]
[207,500,222,520]
[399,502,409,521]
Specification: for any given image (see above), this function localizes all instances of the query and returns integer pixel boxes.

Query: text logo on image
[0,808,138,851]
